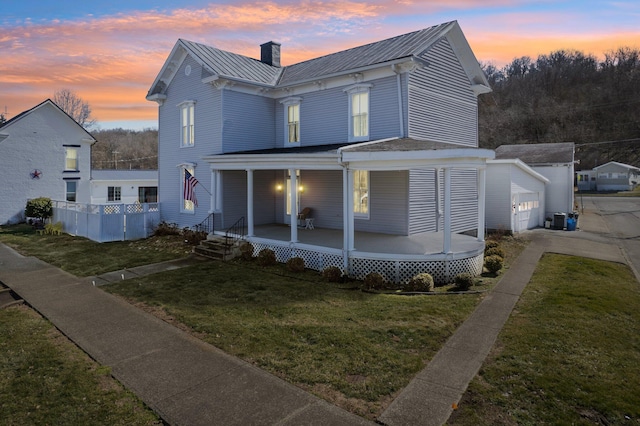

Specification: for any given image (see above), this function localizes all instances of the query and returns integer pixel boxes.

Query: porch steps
[193,235,235,261]
[0,284,23,309]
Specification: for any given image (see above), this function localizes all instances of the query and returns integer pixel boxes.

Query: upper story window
[108,186,121,202]
[345,84,371,142]
[280,97,302,146]
[178,101,195,147]
[65,147,78,171]
[353,169,369,218]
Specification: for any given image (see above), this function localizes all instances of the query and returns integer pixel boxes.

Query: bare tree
[53,89,96,129]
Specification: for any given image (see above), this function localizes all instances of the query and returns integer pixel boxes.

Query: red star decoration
[30,170,42,179]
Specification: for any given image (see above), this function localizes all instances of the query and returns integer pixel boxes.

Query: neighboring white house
[486,159,549,233]
[495,142,575,223]
[577,161,640,192]
[90,170,158,204]
[0,99,95,225]
[147,21,495,283]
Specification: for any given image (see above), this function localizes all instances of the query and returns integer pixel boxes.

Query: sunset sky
[2,0,638,130]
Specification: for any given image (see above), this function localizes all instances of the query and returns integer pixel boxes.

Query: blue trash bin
[566,217,576,231]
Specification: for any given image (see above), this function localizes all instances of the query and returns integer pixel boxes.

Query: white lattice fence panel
[292,248,343,272]
[251,241,292,262]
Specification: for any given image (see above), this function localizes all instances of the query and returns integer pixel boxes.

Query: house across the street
[90,170,158,204]
[147,20,494,283]
[577,161,640,192]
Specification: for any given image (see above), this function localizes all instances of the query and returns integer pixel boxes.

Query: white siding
[532,165,574,217]
[408,37,478,147]
[485,163,513,231]
[451,169,478,233]
[409,169,438,234]
[222,91,275,153]
[354,171,408,235]
[295,170,343,229]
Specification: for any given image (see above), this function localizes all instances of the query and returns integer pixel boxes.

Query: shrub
[484,240,500,251]
[286,257,305,273]
[239,242,254,261]
[454,272,475,291]
[485,246,505,259]
[405,273,434,292]
[257,248,277,266]
[363,272,386,291]
[154,221,180,236]
[322,266,343,283]
[484,255,504,274]
[182,228,207,245]
[25,197,52,222]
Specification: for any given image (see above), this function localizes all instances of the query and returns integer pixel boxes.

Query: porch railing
[194,213,215,234]
[225,216,246,255]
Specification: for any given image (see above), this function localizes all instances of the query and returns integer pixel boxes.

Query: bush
[239,242,254,261]
[484,255,504,274]
[257,248,277,266]
[154,221,180,236]
[182,228,207,245]
[484,240,500,251]
[322,266,343,283]
[454,272,475,291]
[405,273,434,292]
[25,197,52,222]
[286,257,305,273]
[485,246,505,259]
[363,272,386,291]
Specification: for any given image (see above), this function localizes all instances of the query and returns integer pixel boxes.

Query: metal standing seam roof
[494,142,575,164]
[180,39,283,86]
[176,21,455,89]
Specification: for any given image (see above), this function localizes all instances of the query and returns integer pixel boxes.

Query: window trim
[344,84,371,143]
[280,97,302,147]
[353,169,370,219]
[65,180,77,202]
[178,100,195,148]
[107,186,122,202]
[65,147,79,171]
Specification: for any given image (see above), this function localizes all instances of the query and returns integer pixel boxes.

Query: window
[181,166,197,213]
[288,104,300,143]
[179,101,195,147]
[345,85,371,142]
[138,187,158,203]
[66,181,77,202]
[280,97,302,146]
[107,186,121,202]
[353,170,369,218]
[65,148,78,170]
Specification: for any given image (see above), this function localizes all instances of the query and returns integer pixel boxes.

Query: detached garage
[486,159,549,233]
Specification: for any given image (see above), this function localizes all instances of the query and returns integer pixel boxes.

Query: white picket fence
[52,201,160,243]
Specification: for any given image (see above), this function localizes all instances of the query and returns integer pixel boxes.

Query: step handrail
[224,216,246,256]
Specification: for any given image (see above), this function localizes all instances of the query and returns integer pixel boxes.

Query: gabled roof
[495,142,575,165]
[147,20,490,99]
[593,161,640,171]
[0,99,96,143]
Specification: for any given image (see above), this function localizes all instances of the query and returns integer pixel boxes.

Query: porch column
[477,167,486,242]
[346,169,355,251]
[215,170,223,212]
[290,168,298,243]
[209,169,216,214]
[435,168,442,232]
[247,169,254,237]
[342,168,349,270]
[443,167,452,253]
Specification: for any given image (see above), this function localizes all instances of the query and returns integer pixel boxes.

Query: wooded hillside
[91,128,157,170]
[479,47,640,169]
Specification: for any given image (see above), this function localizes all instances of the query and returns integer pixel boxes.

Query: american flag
[184,170,199,207]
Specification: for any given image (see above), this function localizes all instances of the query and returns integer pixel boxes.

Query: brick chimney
[260,41,281,67]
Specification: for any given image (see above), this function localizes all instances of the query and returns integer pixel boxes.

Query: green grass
[449,254,640,425]
[104,260,484,418]
[0,305,160,425]
[0,223,192,276]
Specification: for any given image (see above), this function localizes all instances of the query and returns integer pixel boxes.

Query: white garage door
[515,192,540,232]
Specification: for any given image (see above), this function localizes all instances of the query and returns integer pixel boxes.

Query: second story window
[179,101,195,147]
[345,84,371,142]
[280,97,302,146]
[288,104,300,143]
[65,147,78,171]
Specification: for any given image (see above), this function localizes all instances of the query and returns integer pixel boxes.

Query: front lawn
[0,223,192,276]
[104,260,485,419]
[449,254,640,425]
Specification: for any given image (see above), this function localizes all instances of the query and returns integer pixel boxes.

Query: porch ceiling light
[298,185,304,192]
[275,183,283,191]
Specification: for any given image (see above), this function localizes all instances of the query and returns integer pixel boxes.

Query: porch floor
[251,224,483,255]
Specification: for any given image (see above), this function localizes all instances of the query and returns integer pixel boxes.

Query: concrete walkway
[0,204,631,426]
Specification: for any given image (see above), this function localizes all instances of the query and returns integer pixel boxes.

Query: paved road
[577,195,640,280]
